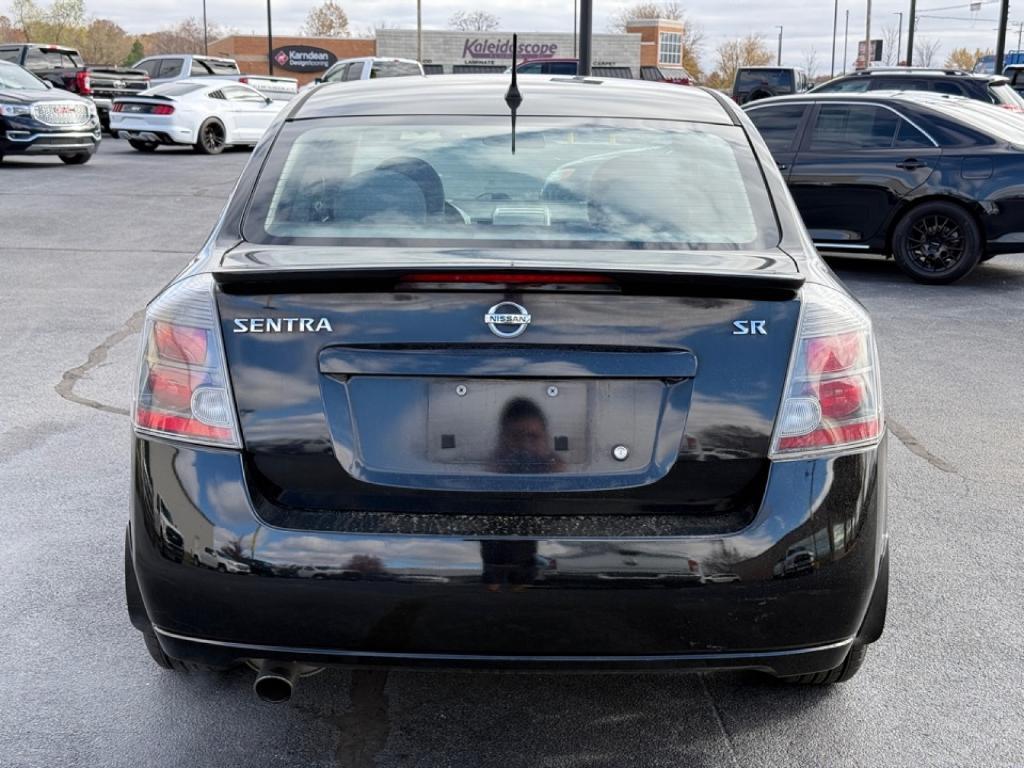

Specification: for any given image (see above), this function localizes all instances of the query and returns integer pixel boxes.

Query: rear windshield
[737,69,794,91]
[243,116,779,251]
[988,81,1024,106]
[369,61,422,78]
[931,99,1024,143]
[199,58,239,75]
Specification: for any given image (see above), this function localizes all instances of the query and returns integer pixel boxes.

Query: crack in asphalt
[698,673,741,768]
[54,308,145,416]
[332,670,392,768]
[887,419,958,474]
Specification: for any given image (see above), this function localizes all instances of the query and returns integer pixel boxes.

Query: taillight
[998,103,1024,113]
[770,283,883,457]
[152,104,174,115]
[75,70,91,95]
[112,102,123,112]
[133,274,241,448]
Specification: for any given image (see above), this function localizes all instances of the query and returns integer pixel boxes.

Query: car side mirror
[43,80,54,89]
[314,77,324,84]
[264,96,273,105]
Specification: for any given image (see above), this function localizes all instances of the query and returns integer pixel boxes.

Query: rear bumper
[127,436,888,676]
[111,115,195,145]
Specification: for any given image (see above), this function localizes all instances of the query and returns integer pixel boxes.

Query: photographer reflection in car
[489,397,566,475]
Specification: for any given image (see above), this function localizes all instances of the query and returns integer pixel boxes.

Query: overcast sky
[80,0,1015,73]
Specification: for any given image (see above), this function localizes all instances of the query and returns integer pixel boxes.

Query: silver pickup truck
[133,54,298,100]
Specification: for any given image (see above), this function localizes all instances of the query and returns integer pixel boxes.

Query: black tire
[891,201,981,284]
[194,119,226,155]
[59,151,92,165]
[747,87,777,103]
[780,642,868,685]
[129,139,159,153]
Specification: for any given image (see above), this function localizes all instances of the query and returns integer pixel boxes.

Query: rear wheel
[779,641,868,685]
[891,201,981,284]
[129,139,159,153]
[59,151,93,165]
[194,120,226,155]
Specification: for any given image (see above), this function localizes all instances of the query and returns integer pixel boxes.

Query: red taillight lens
[75,70,91,94]
[154,321,207,364]
[998,103,1024,112]
[133,275,241,448]
[152,104,175,115]
[112,102,123,112]
[771,284,883,457]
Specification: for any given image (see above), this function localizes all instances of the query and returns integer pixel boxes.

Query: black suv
[732,67,810,104]
[811,68,1024,110]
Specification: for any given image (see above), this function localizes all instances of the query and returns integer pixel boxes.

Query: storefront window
[659,32,682,66]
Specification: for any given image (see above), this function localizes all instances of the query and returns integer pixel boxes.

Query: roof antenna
[504,34,523,154]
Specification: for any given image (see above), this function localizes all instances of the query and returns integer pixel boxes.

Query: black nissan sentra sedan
[745,90,1024,283]
[0,59,100,164]
[125,74,888,701]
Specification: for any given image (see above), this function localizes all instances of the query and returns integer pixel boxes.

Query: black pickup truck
[0,43,149,128]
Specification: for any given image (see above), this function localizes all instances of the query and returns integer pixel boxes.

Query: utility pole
[843,9,850,73]
[864,0,872,69]
[202,0,209,56]
[894,11,903,65]
[776,25,783,65]
[266,0,274,75]
[416,0,422,63]
[573,0,578,58]
[907,0,917,65]
[579,0,592,75]
[995,0,1010,73]
[827,0,835,77]
[1017,20,1023,52]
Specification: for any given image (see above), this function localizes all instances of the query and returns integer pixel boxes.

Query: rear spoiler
[213,247,805,294]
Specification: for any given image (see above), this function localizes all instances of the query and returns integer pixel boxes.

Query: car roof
[824,68,1002,82]
[296,74,734,123]
[742,89,981,113]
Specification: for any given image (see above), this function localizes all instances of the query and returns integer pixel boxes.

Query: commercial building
[211,20,691,85]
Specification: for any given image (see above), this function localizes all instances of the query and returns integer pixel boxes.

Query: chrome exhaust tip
[253,661,298,703]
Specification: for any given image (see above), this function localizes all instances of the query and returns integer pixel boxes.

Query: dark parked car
[0,60,100,164]
[0,43,149,129]
[125,75,888,701]
[732,66,810,104]
[811,67,1024,111]
[745,90,1024,282]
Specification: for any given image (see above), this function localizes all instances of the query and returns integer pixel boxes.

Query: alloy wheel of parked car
[195,120,226,155]
[892,201,981,284]
[128,139,159,153]
[58,152,92,165]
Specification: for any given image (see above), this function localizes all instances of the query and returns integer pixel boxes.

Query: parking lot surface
[2,141,1023,768]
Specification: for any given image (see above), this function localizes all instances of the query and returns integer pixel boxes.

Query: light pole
[573,0,578,58]
[843,9,850,73]
[579,0,592,75]
[266,0,274,75]
[202,0,209,56]
[996,0,1009,73]
[776,25,783,65]
[416,0,422,63]
[831,0,839,77]
[893,11,903,65]
[907,0,916,65]
[864,0,872,69]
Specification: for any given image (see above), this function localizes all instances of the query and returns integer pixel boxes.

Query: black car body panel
[0,64,101,157]
[745,91,1024,256]
[129,437,886,671]
[126,76,888,679]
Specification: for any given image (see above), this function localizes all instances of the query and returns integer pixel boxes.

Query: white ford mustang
[110,79,286,155]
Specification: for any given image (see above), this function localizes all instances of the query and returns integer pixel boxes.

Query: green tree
[122,39,144,66]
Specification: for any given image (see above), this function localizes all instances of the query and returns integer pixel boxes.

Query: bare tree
[881,24,900,66]
[915,37,942,67]
[141,18,224,55]
[707,33,773,90]
[300,0,350,38]
[0,14,20,42]
[74,18,130,65]
[802,46,819,79]
[607,2,685,32]
[447,10,500,32]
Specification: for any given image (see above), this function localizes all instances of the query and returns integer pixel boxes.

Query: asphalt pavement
[1,140,1022,768]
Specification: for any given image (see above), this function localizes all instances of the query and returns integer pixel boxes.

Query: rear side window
[206,59,239,75]
[931,80,966,96]
[747,105,807,152]
[244,117,780,251]
[547,61,577,75]
[135,60,159,76]
[0,49,18,63]
[342,63,364,81]
[158,59,184,78]
[815,78,870,93]
[370,61,422,78]
[517,63,543,74]
[809,105,901,149]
